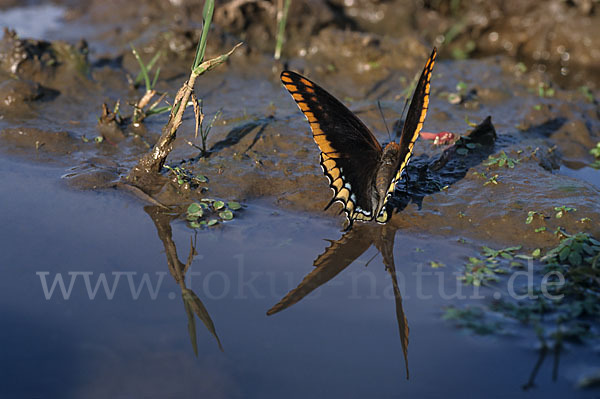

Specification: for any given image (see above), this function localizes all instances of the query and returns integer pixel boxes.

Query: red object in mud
[420,131,456,145]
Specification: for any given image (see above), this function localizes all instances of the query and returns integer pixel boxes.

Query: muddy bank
[0,0,598,252]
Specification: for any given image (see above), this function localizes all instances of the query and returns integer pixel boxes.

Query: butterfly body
[281,48,436,229]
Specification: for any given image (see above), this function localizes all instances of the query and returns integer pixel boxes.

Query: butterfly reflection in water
[281,47,437,229]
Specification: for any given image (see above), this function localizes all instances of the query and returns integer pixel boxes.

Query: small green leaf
[187,203,202,214]
[207,219,218,226]
[510,261,523,267]
[582,243,595,255]
[448,93,461,104]
[568,250,582,266]
[213,200,225,210]
[196,175,208,183]
[219,210,234,220]
[189,221,200,228]
[227,201,242,210]
[532,248,541,257]
[558,246,570,262]
[534,227,546,233]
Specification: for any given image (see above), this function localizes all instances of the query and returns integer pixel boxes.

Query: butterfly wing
[376,47,437,223]
[281,71,383,225]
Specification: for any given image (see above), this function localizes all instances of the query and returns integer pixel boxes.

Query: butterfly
[281,47,436,229]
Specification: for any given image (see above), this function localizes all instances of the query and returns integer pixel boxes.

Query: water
[0,156,596,398]
[0,4,65,39]
[560,165,600,190]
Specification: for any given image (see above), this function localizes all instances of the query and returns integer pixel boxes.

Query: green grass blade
[274,0,291,60]
[193,0,215,70]
[134,50,162,87]
[145,106,171,116]
[151,66,161,89]
[131,45,151,92]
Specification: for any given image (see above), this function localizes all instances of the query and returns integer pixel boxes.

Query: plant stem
[274,0,291,60]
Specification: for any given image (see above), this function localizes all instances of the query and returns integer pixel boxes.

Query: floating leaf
[219,210,234,220]
[187,202,203,215]
[448,93,461,104]
[525,211,535,224]
[532,248,541,257]
[213,200,225,210]
[227,201,242,210]
[207,219,218,226]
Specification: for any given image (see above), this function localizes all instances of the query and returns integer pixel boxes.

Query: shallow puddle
[1,156,598,398]
[0,4,65,39]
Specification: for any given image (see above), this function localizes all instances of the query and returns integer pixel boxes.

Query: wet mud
[0,0,598,246]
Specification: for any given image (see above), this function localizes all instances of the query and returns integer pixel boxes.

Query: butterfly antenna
[377,100,392,143]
